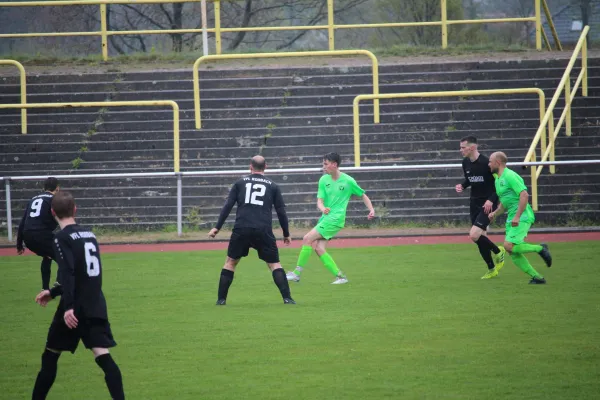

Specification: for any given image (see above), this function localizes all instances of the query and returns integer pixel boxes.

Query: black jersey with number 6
[215,174,290,237]
[53,224,108,320]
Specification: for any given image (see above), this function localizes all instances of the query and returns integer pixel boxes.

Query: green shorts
[505,221,532,245]
[315,216,343,240]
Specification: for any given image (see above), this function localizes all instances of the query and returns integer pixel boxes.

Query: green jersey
[495,167,535,222]
[317,172,365,226]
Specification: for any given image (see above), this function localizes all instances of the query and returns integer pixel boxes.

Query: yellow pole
[582,33,588,97]
[564,77,571,137]
[100,4,108,61]
[0,60,27,134]
[441,0,448,49]
[538,90,547,174]
[542,0,562,51]
[534,0,541,50]
[352,97,361,167]
[0,100,181,171]
[327,0,335,51]
[193,50,380,129]
[172,101,180,172]
[530,152,538,210]
[214,0,221,55]
[193,63,201,129]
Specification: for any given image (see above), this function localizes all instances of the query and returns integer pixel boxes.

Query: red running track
[2,232,599,256]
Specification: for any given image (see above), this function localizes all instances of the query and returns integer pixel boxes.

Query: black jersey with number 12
[215,174,289,236]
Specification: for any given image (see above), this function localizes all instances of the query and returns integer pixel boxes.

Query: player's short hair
[495,152,508,164]
[460,136,477,145]
[251,156,266,172]
[52,191,75,219]
[323,152,341,167]
[44,177,59,191]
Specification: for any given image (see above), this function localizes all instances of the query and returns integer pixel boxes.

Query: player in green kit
[487,152,552,284]
[286,153,375,284]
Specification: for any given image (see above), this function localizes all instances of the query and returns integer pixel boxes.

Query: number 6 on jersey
[84,242,100,277]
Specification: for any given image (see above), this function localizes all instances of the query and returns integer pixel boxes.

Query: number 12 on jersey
[244,183,266,205]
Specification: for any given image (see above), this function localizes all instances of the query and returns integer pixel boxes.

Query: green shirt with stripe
[495,167,535,223]
[317,172,365,227]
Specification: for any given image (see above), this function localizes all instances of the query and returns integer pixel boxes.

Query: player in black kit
[32,191,125,400]
[17,177,60,290]
[455,136,506,279]
[208,155,295,305]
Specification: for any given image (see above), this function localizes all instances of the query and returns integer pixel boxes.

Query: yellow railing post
[353,88,547,183]
[537,90,546,169]
[214,0,221,55]
[530,152,538,210]
[0,101,181,172]
[564,76,572,137]
[327,0,335,51]
[583,35,588,97]
[542,0,562,51]
[193,50,380,129]
[547,111,555,174]
[352,96,361,167]
[441,0,448,49]
[534,0,542,50]
[100,4,108,61]
[0,59,27,134]
[0,0,553,54]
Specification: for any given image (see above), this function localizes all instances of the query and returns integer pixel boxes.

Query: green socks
[320,252,342,277]
[293,246,344,278]
[510,253,543,278]
[293,245,313,276]
[512,243,543,254]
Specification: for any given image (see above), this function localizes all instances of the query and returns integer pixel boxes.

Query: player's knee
[302,235,313,246]
[504,242,513,254]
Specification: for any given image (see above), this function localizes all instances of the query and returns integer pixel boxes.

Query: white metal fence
[3,160,600,241]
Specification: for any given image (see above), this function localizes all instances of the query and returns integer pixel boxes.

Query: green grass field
[2,242,599,399]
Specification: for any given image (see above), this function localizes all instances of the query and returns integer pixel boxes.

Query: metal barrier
[3,160,598,241]
[352,88,550,168]
[193,50,380,129]
[0,100,181,171]
[0,0,554,60]
[0,60,27,134]
[523,26,589,210]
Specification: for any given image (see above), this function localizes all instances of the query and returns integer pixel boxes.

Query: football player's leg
[288,228,323,280]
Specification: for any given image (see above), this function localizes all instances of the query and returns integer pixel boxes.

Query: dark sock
[476,238,495,270]
[95,353,124,400]
[272,268,292,299]
[477,235,500,254]
[32,349,60,400]
[218,269,234,301]
[40,258,52,290]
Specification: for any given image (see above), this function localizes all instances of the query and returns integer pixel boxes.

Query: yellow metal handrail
[0,0,546,60]
[0,101,181,172]
[524,26,589,210]
[542,0,562,51]
[353,88,549,168]
[193,50,380,129]
[0,60,27,134]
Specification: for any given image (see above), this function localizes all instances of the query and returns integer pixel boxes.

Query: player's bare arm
[317,198,330,214]
[488,203,505,222]
[512,190,529,227]
[362,194,375,220]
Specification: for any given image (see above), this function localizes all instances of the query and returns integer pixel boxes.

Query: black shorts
[227,227,280,264]
[23,231,55,260]
[46,307,116,353]
[470,199,497,230]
